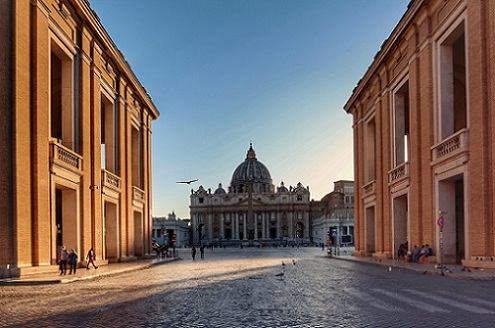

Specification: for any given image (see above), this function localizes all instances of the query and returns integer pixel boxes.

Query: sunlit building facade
[190,144,311,246]
[344,0,495,269]
[0,0,159,277]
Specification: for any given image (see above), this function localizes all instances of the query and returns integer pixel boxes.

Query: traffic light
[171,234,177,243]
[329,226,337,245]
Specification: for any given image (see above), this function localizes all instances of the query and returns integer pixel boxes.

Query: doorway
[53,187,78,264]
[104,202,119,262]
[438,176,465,264]
[366,206,375,255]
[133,211,143,257]
[393,194,408,258]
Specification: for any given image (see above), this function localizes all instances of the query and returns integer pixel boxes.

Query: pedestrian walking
[200,245,205,259]
[85,247,98,270]
[68,249,78,274]
[59,245,69,275]
[191,246,197,261]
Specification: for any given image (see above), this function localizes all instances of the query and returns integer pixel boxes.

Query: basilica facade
[190,144,311,246]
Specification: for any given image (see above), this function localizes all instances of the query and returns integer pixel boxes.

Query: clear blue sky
[90,0,410,218]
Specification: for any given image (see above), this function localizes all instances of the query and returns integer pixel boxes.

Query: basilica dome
[230,144,274,193]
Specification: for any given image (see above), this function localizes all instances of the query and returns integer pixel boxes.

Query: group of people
[398,242,434,263]
[58,246,98,275]
[190,245,205,260]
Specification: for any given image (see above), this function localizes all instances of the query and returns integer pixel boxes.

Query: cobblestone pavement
[1,247,495,327]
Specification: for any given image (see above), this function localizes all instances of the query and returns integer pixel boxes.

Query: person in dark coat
[191,246,197,261]
[68,249,78,275]
[59,246,69,275]
[86,247,98,270]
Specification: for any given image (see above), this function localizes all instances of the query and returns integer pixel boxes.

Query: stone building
[312,181,355,247]
[190,144,311,246]
[0,0,159,277]
[152,212,190,248]
[344,0,495,269]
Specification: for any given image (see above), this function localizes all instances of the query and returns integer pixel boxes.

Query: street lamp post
[438,210,447,276]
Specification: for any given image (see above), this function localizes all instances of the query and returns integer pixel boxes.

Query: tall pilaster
[32,0,51,266]
[14,0,33,267]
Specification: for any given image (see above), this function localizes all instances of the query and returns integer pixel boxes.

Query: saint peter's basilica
[190,144,311,246]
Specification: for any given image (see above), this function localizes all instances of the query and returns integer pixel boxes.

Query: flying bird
[176,179,199,185]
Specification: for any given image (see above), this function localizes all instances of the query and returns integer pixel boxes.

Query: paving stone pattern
[1,248,495,327]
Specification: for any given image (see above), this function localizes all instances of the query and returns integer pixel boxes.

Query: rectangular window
[131,125,142,188]
[101,94,117,172]
[365,117,376,182]
[50,42,74,149]
[393,81,410,166]
[439,22,466,139]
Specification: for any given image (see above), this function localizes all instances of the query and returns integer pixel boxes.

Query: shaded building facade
[190,144,311,246]
[344,0,495,269]
[152,212,190,248]
[312,181,355,246]
[0,0,159,277]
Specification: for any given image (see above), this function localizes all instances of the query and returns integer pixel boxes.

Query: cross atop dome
[246,142,256,159]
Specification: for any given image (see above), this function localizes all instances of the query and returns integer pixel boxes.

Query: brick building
[344,0,495,269]
[0,0,159,277]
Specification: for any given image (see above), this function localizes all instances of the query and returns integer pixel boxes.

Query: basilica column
[289,212,294,240]
[235,212,239,240]
[243,214,247,240]
[208,213,213,241]
[262,213,266,240]
[254,215,258,239]
[221,213,225,239]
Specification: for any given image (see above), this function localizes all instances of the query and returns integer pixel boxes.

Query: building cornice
[343,0,425,113]
[71,0,160,119]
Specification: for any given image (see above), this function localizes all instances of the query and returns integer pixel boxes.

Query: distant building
[189,144,311,246]
[0,1,159,277]
[344,0,495,269]
[152,212,190,247]
[312,181,355,247]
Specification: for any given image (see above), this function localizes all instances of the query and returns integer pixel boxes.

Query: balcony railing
[431,128,469,162]
[133,186,145,203]
[362,180,376,196]
[50,141,82,174]
[389,162,410,183]
[102,169,121,191]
